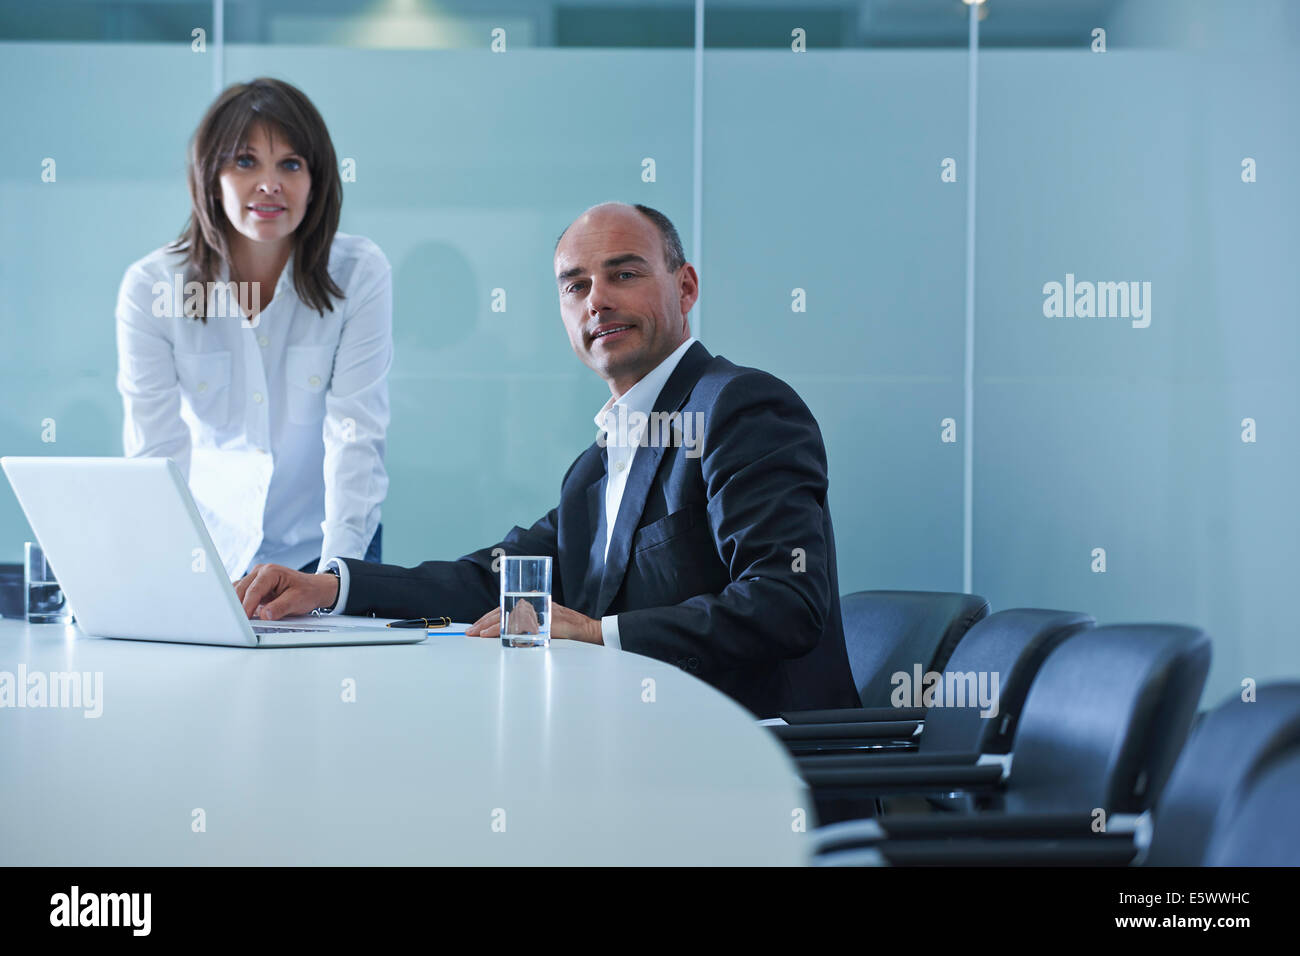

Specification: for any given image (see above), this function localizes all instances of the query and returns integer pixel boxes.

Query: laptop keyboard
[251,624,331,634]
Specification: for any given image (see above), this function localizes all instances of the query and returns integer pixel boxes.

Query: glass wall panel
[703,5,970,592]
[975,0,1300,703]
[0,6,217,555]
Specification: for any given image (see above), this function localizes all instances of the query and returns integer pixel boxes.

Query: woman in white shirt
[116,77,391,580]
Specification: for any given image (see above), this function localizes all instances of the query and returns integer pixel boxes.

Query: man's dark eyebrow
[556,253,651,283]
[604,253,650,270]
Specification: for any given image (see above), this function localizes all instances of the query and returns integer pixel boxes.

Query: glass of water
[25,541,73,625]
[499,555,551,648]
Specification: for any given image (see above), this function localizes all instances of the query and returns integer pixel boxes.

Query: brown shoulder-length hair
[170,77,344,320]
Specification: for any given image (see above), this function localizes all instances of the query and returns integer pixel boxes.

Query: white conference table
[0,616,815,865]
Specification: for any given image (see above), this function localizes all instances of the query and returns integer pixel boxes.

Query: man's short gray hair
[631,203,686,273]
[555,202,686,273]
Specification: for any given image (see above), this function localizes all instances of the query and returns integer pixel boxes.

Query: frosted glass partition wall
[0,39,216,521]
[974,0,1300,703]
[701,45,969,592]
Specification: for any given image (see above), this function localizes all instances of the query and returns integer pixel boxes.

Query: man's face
[555,206,698,396]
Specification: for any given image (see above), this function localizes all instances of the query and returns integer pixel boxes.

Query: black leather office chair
[813,680,1300,867]
[776,590,989,737]
[787,607,1094,825]
[804,623,1211,854]
[778,608,1094,760]
[1146,681,1300,866]
[1209,750,1300,865]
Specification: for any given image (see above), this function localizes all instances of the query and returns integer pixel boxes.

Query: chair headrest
[1147,681,1300,865]
[839,590,989,708]
[919,608,1094,755]
[1007,624,1212,814]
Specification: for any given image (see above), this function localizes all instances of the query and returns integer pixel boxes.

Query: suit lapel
[592,342,713,616]
[577,450,608,614]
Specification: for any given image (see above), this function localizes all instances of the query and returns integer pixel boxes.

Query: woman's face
[218,122,311,249]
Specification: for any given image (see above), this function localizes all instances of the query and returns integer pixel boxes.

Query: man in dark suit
[235,202,859,718]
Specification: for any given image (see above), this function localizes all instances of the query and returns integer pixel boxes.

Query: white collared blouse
[115,232,392,578]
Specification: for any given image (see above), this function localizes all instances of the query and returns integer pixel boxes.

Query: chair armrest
[771,720,921,742]
[879,811,1100,840]
[813,810,1136,854]
[796,750,980,771]
[875,837,1138,867]
[801,762,1004,797]
[781,706,927,724]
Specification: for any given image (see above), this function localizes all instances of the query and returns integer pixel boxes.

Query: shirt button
[196,381,208,393]
[308,375,321,386]
[615,461,626,472]
[253,391,264,403]
[257,335,269,347]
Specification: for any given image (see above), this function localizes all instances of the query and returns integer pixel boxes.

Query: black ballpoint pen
[387,617,452,629]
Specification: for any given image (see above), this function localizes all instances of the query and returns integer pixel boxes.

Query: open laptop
[1,456,425,648]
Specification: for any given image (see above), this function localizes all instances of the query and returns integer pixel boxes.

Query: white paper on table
[277,613,476,634]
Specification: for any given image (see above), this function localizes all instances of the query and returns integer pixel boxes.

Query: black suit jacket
[340,341,860,718]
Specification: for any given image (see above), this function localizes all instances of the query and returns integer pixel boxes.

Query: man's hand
[505,598,541,634]
[466,602,603,644]
[233,563,339,620]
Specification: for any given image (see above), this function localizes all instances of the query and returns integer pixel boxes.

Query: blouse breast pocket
[285,344,334,426]
[174,350,232,425]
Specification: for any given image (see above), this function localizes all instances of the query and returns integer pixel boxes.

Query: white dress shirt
[322,337,698,648]
[115,232,392,579]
